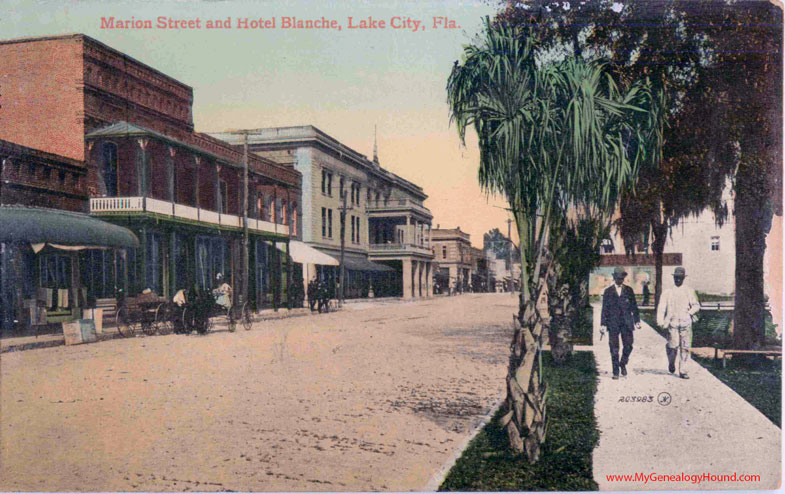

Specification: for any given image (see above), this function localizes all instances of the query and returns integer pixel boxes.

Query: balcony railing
[366,198,432,217]
[90,197,290,236]
[369,243,434,257]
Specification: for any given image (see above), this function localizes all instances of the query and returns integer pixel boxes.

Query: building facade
[589,191,736,297]
[0,34,302,312]
[431,227,473,293]
[214,126,434,299]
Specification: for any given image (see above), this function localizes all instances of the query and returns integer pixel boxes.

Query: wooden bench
[714,348,783,368]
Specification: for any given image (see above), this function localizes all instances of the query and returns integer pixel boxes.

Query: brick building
[214,126,435,299]
[0,34,302,312]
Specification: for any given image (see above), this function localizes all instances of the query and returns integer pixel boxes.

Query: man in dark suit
[600,267,641,379]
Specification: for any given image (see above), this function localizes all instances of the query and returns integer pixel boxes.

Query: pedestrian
[213,273,232,309]
[642,281,651,306]
[307,279,317,312]
[657,267,700,379]
[600,267,641,380]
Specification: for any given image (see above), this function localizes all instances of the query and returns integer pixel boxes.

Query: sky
[3,0,514,248]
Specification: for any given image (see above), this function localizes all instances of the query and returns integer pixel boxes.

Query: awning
[278,240,339,266]
[0,206,139,248]
[341,256,395,272]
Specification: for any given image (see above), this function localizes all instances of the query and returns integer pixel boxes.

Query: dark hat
[673,267,686,277]
[613,267,627,277]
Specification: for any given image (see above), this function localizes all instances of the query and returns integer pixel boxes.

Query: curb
[423,387,508,491]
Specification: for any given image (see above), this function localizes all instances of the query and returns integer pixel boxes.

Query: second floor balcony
[366,197,432,220]
[90,196,290,236]
[368,241,434,257]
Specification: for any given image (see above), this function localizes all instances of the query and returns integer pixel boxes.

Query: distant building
[590,188,735,297]
[431,227,473,293]
[469,247,493,292]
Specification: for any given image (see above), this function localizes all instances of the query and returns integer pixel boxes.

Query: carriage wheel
[241,302,253,331]
[115,306,135,337]
[155,303,173,335]
[182,306,196,334]
[191,309,213,334]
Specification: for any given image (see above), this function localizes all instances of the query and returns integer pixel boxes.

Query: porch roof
[0,206,139,248]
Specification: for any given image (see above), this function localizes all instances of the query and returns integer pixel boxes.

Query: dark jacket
[601,284,640,332]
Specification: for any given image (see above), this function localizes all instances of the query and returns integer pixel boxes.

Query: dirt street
[0,293,517,492]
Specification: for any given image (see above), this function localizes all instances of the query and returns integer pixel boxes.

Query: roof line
[0,33,193,93]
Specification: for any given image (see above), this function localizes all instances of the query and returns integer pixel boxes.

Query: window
[600,238,614,254]
[351,215,356,244]
[275,198,282,224]
[353,183,362,206]
[711,236,720,251]
[356,217,361,243]
[321,169,333,196]
[265,195,273,222]
[442,246,447,259]
[102,142,118,196]
[328,209,333,237]
[281,199,288,225]
[291,203,298,234]
[146,232,163,294]
[322,207,327,237]
[219,180,228,214]
[339,177,345,199]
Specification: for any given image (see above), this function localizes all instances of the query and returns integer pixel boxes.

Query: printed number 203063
[618,395,654,403]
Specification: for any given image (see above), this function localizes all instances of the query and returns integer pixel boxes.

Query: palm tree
[447,18,655,461]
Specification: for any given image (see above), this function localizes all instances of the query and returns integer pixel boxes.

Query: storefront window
[146,232,163,294]
[196,235,230,291]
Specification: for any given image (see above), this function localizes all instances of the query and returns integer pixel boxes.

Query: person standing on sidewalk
[600,267,642,379]
[657,266,700,379]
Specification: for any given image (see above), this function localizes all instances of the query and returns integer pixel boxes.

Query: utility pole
[242,132,249,307]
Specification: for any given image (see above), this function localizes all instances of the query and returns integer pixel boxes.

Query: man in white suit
[657,267,700,379]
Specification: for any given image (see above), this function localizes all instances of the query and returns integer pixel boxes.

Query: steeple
[373,124,379,163]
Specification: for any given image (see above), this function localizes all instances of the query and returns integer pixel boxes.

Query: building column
[215,164,222,214]
[426,262,433,297]
[194,157,201,209]
[414,261,425,298]
[402,258,413,300]
[167,146,176,203]
[449,265,458,293]
[137,138,149,200]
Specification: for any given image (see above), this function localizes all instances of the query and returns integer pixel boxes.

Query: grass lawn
[640,309,780,348]
[439,352,599,491]
[640,309,734,347]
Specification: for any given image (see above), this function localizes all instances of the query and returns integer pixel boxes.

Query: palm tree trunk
[500,217,550,462]
[547,261,573,363]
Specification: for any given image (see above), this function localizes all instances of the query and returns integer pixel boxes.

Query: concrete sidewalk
[591,304,781,490]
